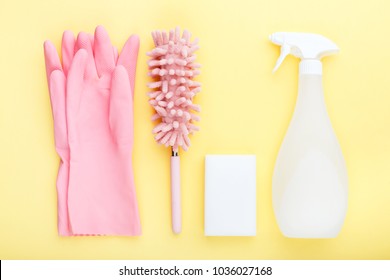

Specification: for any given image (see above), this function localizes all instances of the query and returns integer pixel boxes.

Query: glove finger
[75,32,98,79]
[49,70,68,149]
[67,49,87,141]
[94,25,115,77]
[113,46,118,63]
[88,33,94,46]
[44,40,62,86]
[61,30,75,76]
[117,34,139,96]
[109,65,133,146]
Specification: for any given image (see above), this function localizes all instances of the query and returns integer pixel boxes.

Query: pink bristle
[175,97,186,106]
[183,112,191,121]
[151,114,161,121]
[154,106,167,116]
[169,132,178,146]
[158,101,167,107]
[175,59,187,66]
[147,47,167,57]
[180,100,190,107]
[189,124,200,132]
[192,87,201,94]
[162,81,168,93]
[155,131,166,141]
[152,123,166,133]
[183,134,191,147]
[159,69,168,76]
[180,123,189,134]
[147,27,201,151]
[165,117,173,123]
[149,99,158,106]
[175,27,180,42]
[177,133,184,145]
[189,104,201,112]
[185,92,195,99]
[167,101,174,109]
[190,114,200,122]
[181,46,188,58]
[148,81,162,88]
[174,69,182,76]
[162,123,173,132]
[150,68,160,75]
[148,91,160,98]
[147,59,160,67]
[186,56,196,63]
[189,63,201,68]
[155,47,168,56]
[156,31,163,46]
[168,41,174,54]
[169,29,174,41]
[160,131,173,145]
[151,31,158,46]
[189,45,200,53]
[183,30,190,43]
[166,92,174,99]
[159,59,168,66]
[156,93,165,101]
[162,32,168,44]
[176,86,186,93]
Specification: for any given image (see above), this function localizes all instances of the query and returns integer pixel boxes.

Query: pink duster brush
[147,27,201,234]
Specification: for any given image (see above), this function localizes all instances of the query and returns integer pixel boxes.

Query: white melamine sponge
[205,155,256,236]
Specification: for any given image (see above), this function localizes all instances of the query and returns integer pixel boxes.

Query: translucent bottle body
[272,74,348,238]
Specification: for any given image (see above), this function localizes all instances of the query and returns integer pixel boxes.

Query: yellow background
[0,0,389,259]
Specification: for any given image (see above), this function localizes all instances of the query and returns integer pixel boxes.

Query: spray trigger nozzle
[269,32,339,74]
[272,44,291,73]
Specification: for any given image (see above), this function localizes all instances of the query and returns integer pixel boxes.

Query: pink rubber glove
[44,26,141,236]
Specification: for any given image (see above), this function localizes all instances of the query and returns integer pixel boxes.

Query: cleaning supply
[270,32,348,238]
[147,27,201,234]
[205,155,256,236]
[44,26,141,235]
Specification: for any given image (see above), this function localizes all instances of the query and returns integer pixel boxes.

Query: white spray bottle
[270,32,348,238]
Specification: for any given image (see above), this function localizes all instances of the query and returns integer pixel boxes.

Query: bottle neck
[299,60,322,76]
[295,73,326,117]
